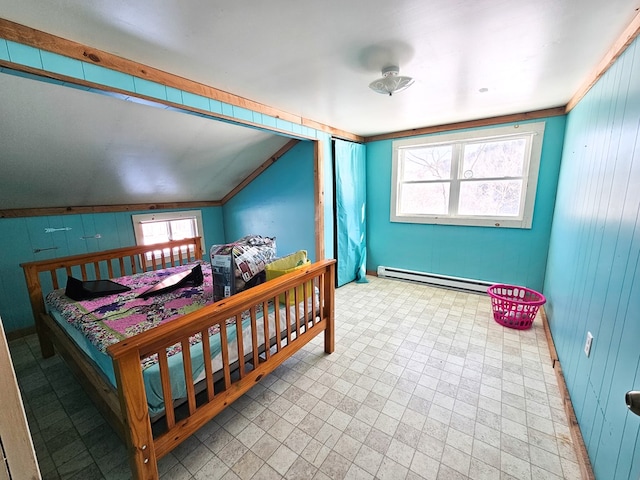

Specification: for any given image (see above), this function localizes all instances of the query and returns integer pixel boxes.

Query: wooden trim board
[314,140,326,261]
[0,18,361,143]
[0,316,41,479]
[363,107,566,143]
[220,140,300,204]
[540,307,595,480]
[566,9,640,112]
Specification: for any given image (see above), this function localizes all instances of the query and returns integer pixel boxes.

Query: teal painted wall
[366,116,566,291]
[0,207,224,333]
[222,141,317,260]
[321,132,335,261]
[544,37,640,480]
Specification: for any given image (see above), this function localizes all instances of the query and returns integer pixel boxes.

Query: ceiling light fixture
[369,65,414,96]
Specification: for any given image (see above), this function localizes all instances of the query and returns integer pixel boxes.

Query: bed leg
[37,314,55,358]
[22,265,55,358]
[112,352,158,480]
[324,264,335,354]
[324,316,335,354]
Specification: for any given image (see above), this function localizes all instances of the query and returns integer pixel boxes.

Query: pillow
[265,250,312,306]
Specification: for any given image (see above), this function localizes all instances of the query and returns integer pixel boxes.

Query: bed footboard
[108,259,335,479]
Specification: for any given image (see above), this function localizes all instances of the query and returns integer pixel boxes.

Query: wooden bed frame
[21,237,336,479]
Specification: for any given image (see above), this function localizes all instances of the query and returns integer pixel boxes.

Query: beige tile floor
[9,276,584,479]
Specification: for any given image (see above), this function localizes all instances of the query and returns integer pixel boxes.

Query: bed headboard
[20,237,203,340]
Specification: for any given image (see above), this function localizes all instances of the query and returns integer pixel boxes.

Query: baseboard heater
[377,266,493,294]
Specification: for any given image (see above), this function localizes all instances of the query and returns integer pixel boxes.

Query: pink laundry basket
[487,284,546,330]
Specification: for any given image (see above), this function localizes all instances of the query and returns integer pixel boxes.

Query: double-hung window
[132,210,204,263]
[391,122,545,228]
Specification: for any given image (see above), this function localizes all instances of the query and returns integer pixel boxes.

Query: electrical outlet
[584,331,593,357]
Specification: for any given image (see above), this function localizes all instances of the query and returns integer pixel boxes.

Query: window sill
[390,214,532,229]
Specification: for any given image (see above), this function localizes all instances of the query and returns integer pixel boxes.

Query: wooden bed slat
[157,350,175,430]
[262,301,270,361]
[201,329,215,402]
[250,307,259,367]
[51,271,60,290]
[311,279,317,327]
[303,283,309,329]
[273,298,282,352]
[285,294,292,346]
[219,322,231,389]
[236,315,245,379]
[93,261,101,279]
[294,289,301,338]
[181,339,196,415]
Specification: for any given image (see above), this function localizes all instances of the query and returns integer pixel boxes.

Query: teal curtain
[334,139,367,287]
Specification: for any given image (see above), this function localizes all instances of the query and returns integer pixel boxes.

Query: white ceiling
[3,0,638,135]
[1,0,639,209]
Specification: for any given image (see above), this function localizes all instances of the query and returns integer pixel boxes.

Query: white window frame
[132,210,204,261]
[390,122,545,229]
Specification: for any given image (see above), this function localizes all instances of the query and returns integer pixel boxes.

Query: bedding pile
[44,262,262,370]
[46,261,212,349]
[210,235,276,299]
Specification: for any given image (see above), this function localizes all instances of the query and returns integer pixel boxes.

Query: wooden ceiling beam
[0,201,222,219]
[566,9,640,112]
[0,18,362,143]
[363,107,567,143]
[221,139,301,205]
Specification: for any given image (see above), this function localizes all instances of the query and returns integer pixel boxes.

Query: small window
[132,210,204,262]
[391,122,545,228]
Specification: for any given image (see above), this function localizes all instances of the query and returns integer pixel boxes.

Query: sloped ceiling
[1,0,639,210]
[0,72,292,210]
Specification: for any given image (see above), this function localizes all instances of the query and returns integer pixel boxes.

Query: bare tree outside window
[400,145,452,214]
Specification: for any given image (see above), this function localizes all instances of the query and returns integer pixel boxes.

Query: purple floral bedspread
[45,262,217,358]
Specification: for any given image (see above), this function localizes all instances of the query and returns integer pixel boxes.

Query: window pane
[462,138,527,179]
[169,218,196,240]
[400,182,450,215]
[401,146,452,181]
[458,180,523,216]
[141,222,170,245]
